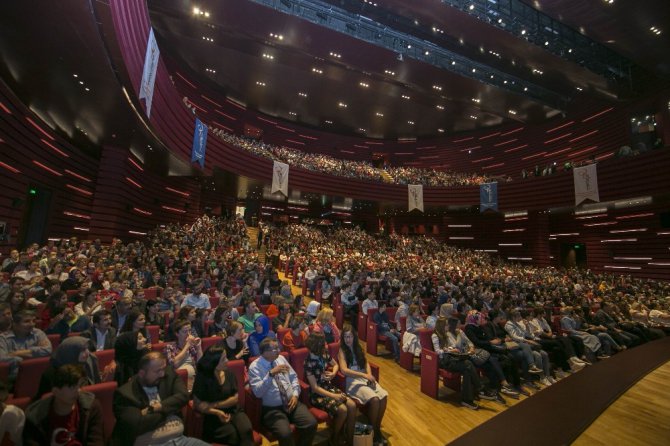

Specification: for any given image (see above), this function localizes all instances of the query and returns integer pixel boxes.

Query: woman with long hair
[192,345,254,445]
[305,332,356,446]
[114,309,151,385]
[338,324,388,446]
[432,317,485,410]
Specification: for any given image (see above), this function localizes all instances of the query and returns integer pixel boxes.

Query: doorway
[560,243,587,269]
[19,185,52,248]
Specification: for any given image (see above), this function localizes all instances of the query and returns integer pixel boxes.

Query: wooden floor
[572,359,670,446]
[268,269,670,446]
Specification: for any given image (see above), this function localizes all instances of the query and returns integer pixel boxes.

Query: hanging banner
[272,161,289,196]
[480,182,498,212]
[574,163,600,205]
[139,28,160,118]
[408,184,424,212]
[191,118,208,168]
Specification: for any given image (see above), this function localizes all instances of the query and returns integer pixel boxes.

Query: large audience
[0,216,668,445]
[209,126,497,187]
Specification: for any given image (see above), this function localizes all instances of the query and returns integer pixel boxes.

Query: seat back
[47,333,61,349]
[14,357,51,398]
[418,328,434,350]
[289,347,310,381]
[276,328,289,348]
[357,312,368,341]
[82,381,117,441]
[94,349,115,377]
[146,325,160,344]
[209,295,220,308]
[143,288,158,300]
[201,335,222,352]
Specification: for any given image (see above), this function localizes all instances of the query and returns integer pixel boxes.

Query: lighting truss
[248,0,567,110]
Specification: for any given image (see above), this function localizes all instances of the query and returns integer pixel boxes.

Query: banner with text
[272,161,289,196]
[574,163,600,205]
[139,28,159,118]
[480,182,498,212]
[191,118,208,168]
[408,184,424,212]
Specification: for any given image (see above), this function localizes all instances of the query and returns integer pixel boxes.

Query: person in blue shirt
[248,338,316,446]
[372,303,400,361]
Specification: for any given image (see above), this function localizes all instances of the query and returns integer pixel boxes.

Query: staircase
[379,169,394,183]
[246,226,266,263]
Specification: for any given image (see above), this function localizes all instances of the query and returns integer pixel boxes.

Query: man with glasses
[248,338,316,446]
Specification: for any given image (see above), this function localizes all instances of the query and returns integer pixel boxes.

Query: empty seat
[81,381,117,441]
[14,357,51,398]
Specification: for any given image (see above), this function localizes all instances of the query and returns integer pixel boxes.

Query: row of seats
[4,340,380,445]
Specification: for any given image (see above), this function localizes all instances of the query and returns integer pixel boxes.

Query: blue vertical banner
[480,182,498,212]
[191,118,208,168]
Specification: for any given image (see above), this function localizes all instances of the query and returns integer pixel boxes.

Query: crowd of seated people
[269,223,669,408]
[209,126,496,187]
[0,215,397,445]
[0,213,669,443]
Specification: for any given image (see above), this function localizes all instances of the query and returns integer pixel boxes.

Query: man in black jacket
[24,364,104,446]
[111,351,208,446]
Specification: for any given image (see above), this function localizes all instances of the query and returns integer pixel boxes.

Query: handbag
[470,348,491,366]
[353,423,374,446]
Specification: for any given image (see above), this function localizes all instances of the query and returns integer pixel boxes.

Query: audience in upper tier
[0,213,669,443]
[209,127,497,187]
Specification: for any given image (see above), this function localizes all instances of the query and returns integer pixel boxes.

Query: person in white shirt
[304,268,317,297]
[361,291,378,316]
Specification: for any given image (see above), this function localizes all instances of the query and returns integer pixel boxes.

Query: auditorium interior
[1,0,670,445]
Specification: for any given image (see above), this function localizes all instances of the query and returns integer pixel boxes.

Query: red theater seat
[419,328,461,399]
[82,381,117,441]
[366,308,397,356]
[13,357,50,398]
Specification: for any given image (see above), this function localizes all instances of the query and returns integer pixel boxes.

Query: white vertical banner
[139,28,160,118]
[272,161,289,196]
[573,163,600,205]
[408,184,424,212]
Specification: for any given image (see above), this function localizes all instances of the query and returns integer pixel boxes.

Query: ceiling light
[451,61,456,65]
[424,51,430,55]
[73,74,78,78]
[298,92,308,97]
[576,86,583,91]
[289,112,297,116]
[436,105,444,110]
[329,52,342,58]
[524,87,528,91]
[407,120,415,125]
[469,4,475,10]
[375,112,384,117]
[311,67,323,74]
[359,82,369,88]
[532,68,544,75]
[193,7,200,14]
[255,81,266,86]
[358,128,367,132]
[521,29,527,35]
[202,36,214,42]
[338,102,347,108]
[508,109,517,115]
[262,53,274,60]
[438,128,445,133]
[471,98,480,103]
[544,41,549,46]
[407,44,412,49]
[384,69,395,75]
[401,94,410,100]
[84,87,90,92]
[650,26,662,35]
[325,120,333,124]
[205,68,216,73]
[269,33,284,40]
[432,85,442,91]
[472,68,476,73]
[79,81,84,85]
[470,115,478,120]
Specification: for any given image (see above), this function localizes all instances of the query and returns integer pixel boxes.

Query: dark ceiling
[147,0,669,140]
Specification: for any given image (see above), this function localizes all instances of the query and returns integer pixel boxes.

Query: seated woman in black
[223,320,250,362]
[114,310,150,385]
[192,344,254,446]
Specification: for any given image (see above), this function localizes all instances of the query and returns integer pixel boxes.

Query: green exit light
[574,244,582,249]
[29,188,37,195]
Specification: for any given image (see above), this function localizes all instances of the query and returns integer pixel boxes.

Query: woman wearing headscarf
[34,336,101,400]
[247,315,276,357]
